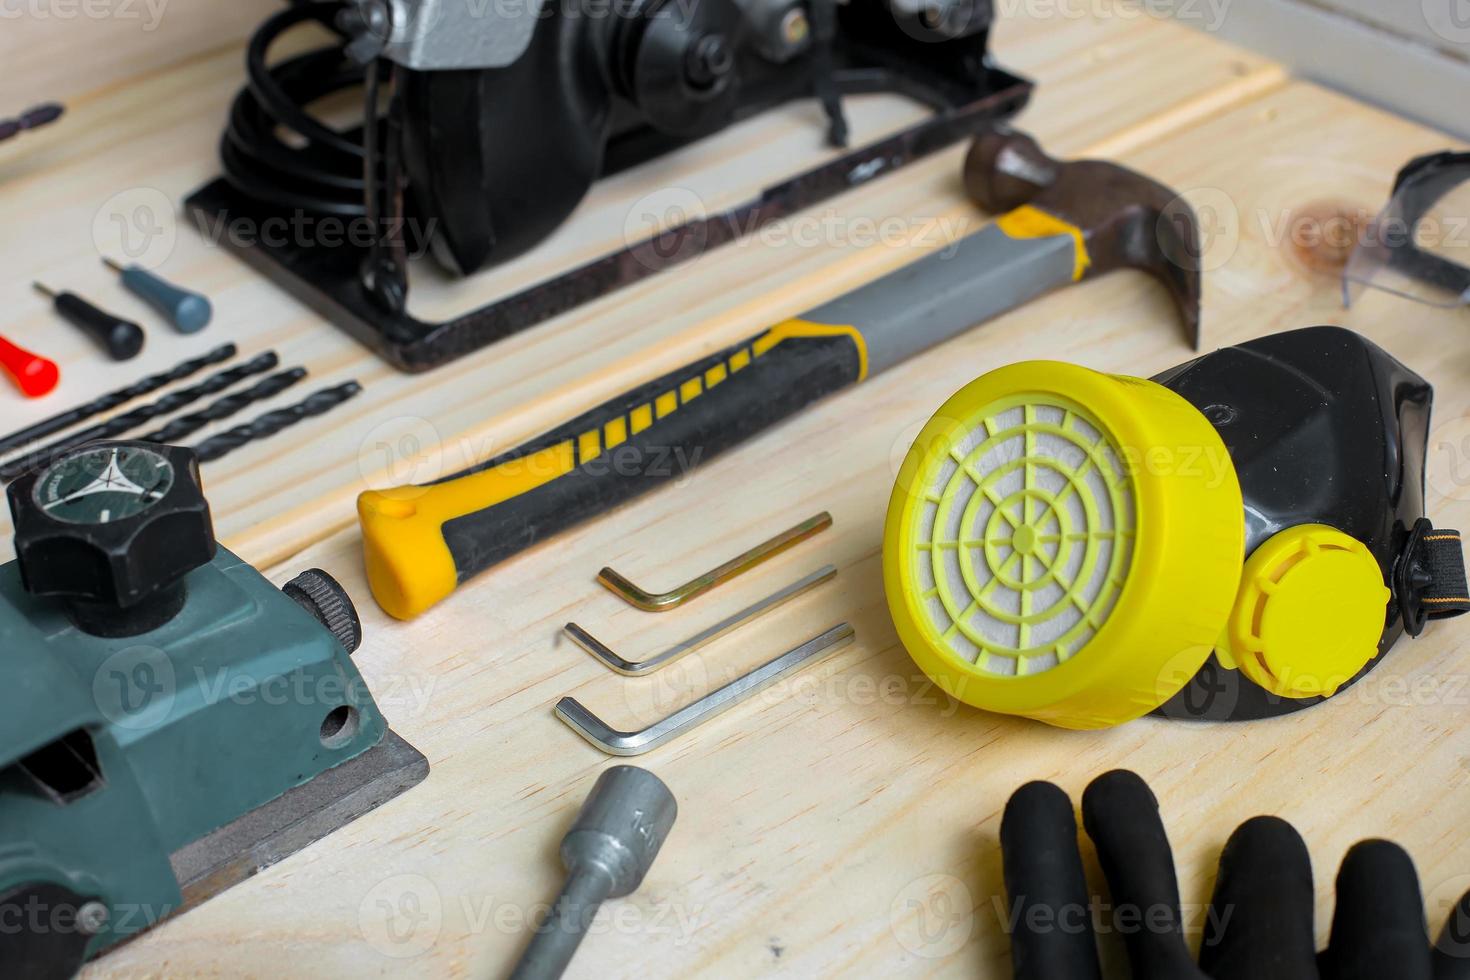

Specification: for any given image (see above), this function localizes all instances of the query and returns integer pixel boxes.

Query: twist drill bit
[137,368,308,444]
[191,381,363,463]
[0,344,238,458]
[509,766,678,980]
[0,352,278,481]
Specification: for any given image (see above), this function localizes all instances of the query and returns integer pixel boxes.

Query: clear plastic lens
[1344,161,1470,310]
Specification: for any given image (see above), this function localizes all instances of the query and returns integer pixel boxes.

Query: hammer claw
[1148,204,1204,349]
[966,129,1205,349]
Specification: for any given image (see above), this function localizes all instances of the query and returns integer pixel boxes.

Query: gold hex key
[596,511,832,612]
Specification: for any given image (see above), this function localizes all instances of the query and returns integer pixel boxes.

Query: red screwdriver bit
[0,335,60,397]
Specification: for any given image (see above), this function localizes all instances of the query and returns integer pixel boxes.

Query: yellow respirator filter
[1216,524,1391,699]
[883,361,1246,730]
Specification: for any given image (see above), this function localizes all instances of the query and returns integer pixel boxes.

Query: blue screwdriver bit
[103,257,213,333]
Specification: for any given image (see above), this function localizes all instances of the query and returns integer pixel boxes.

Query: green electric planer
[0,441,428,978]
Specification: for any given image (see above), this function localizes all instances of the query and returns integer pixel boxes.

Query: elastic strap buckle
[1395,517,1470,637]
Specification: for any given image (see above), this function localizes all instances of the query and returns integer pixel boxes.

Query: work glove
[1001,770,1470,979]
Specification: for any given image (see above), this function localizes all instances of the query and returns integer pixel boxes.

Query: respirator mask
[884,326,1469,729]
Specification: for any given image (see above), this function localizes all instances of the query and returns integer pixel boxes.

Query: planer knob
[6,441,215,637]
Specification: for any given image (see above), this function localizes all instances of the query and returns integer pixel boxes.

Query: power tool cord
[220,1,375,217]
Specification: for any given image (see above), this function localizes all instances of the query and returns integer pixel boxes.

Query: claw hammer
[359,130,1204,619]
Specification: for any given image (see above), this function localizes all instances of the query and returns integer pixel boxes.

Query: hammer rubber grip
[358,321,867,619]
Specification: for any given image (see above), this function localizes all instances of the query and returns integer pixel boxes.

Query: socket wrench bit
[510,766,678,980]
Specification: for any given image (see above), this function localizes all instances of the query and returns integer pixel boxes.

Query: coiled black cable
[220,1,375,217]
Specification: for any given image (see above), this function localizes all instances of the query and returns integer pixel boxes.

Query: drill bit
[136,368,307,443]
[0,352,278,481]
[0,344,237,457]
[190,381,363,463]
[509,766,678,980]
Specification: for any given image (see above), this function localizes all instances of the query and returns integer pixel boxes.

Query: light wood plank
[1,0,280,107]
[87,77,1470,977]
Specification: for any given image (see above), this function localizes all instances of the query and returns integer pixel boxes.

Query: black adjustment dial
[7,442,216,636]
[283,568,363,655]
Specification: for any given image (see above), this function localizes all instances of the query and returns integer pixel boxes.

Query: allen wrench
[597,512,832,612]
[554,624,855,756]
[567,565,837,676]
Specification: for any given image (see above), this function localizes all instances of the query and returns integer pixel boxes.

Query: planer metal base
[171,729,428,908]
[105,730,428,957]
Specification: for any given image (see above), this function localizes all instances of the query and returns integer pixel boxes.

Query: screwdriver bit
[34,282,144,360]
[103,258,213,334]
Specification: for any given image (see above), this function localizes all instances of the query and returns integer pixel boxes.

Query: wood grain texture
[3,3,1466,979]
[93,77,1470,980]
[1,0,280,108]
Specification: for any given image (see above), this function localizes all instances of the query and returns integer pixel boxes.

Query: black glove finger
[1321,839,1432,980]
[1000,780,1101,980]
[1079,770,1202,979]
[1198,815,1318,980]
[1433,888,1470,980]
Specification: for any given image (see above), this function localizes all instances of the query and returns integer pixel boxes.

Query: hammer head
[964,130,1203,348]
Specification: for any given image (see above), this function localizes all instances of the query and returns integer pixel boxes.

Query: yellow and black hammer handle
[360,209,1087,619]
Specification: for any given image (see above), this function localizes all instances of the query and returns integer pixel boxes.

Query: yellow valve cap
[1218,524,1390,698]
[883,361,1245,730]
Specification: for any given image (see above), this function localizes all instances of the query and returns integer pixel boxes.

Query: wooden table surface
[5,4,1470,977]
